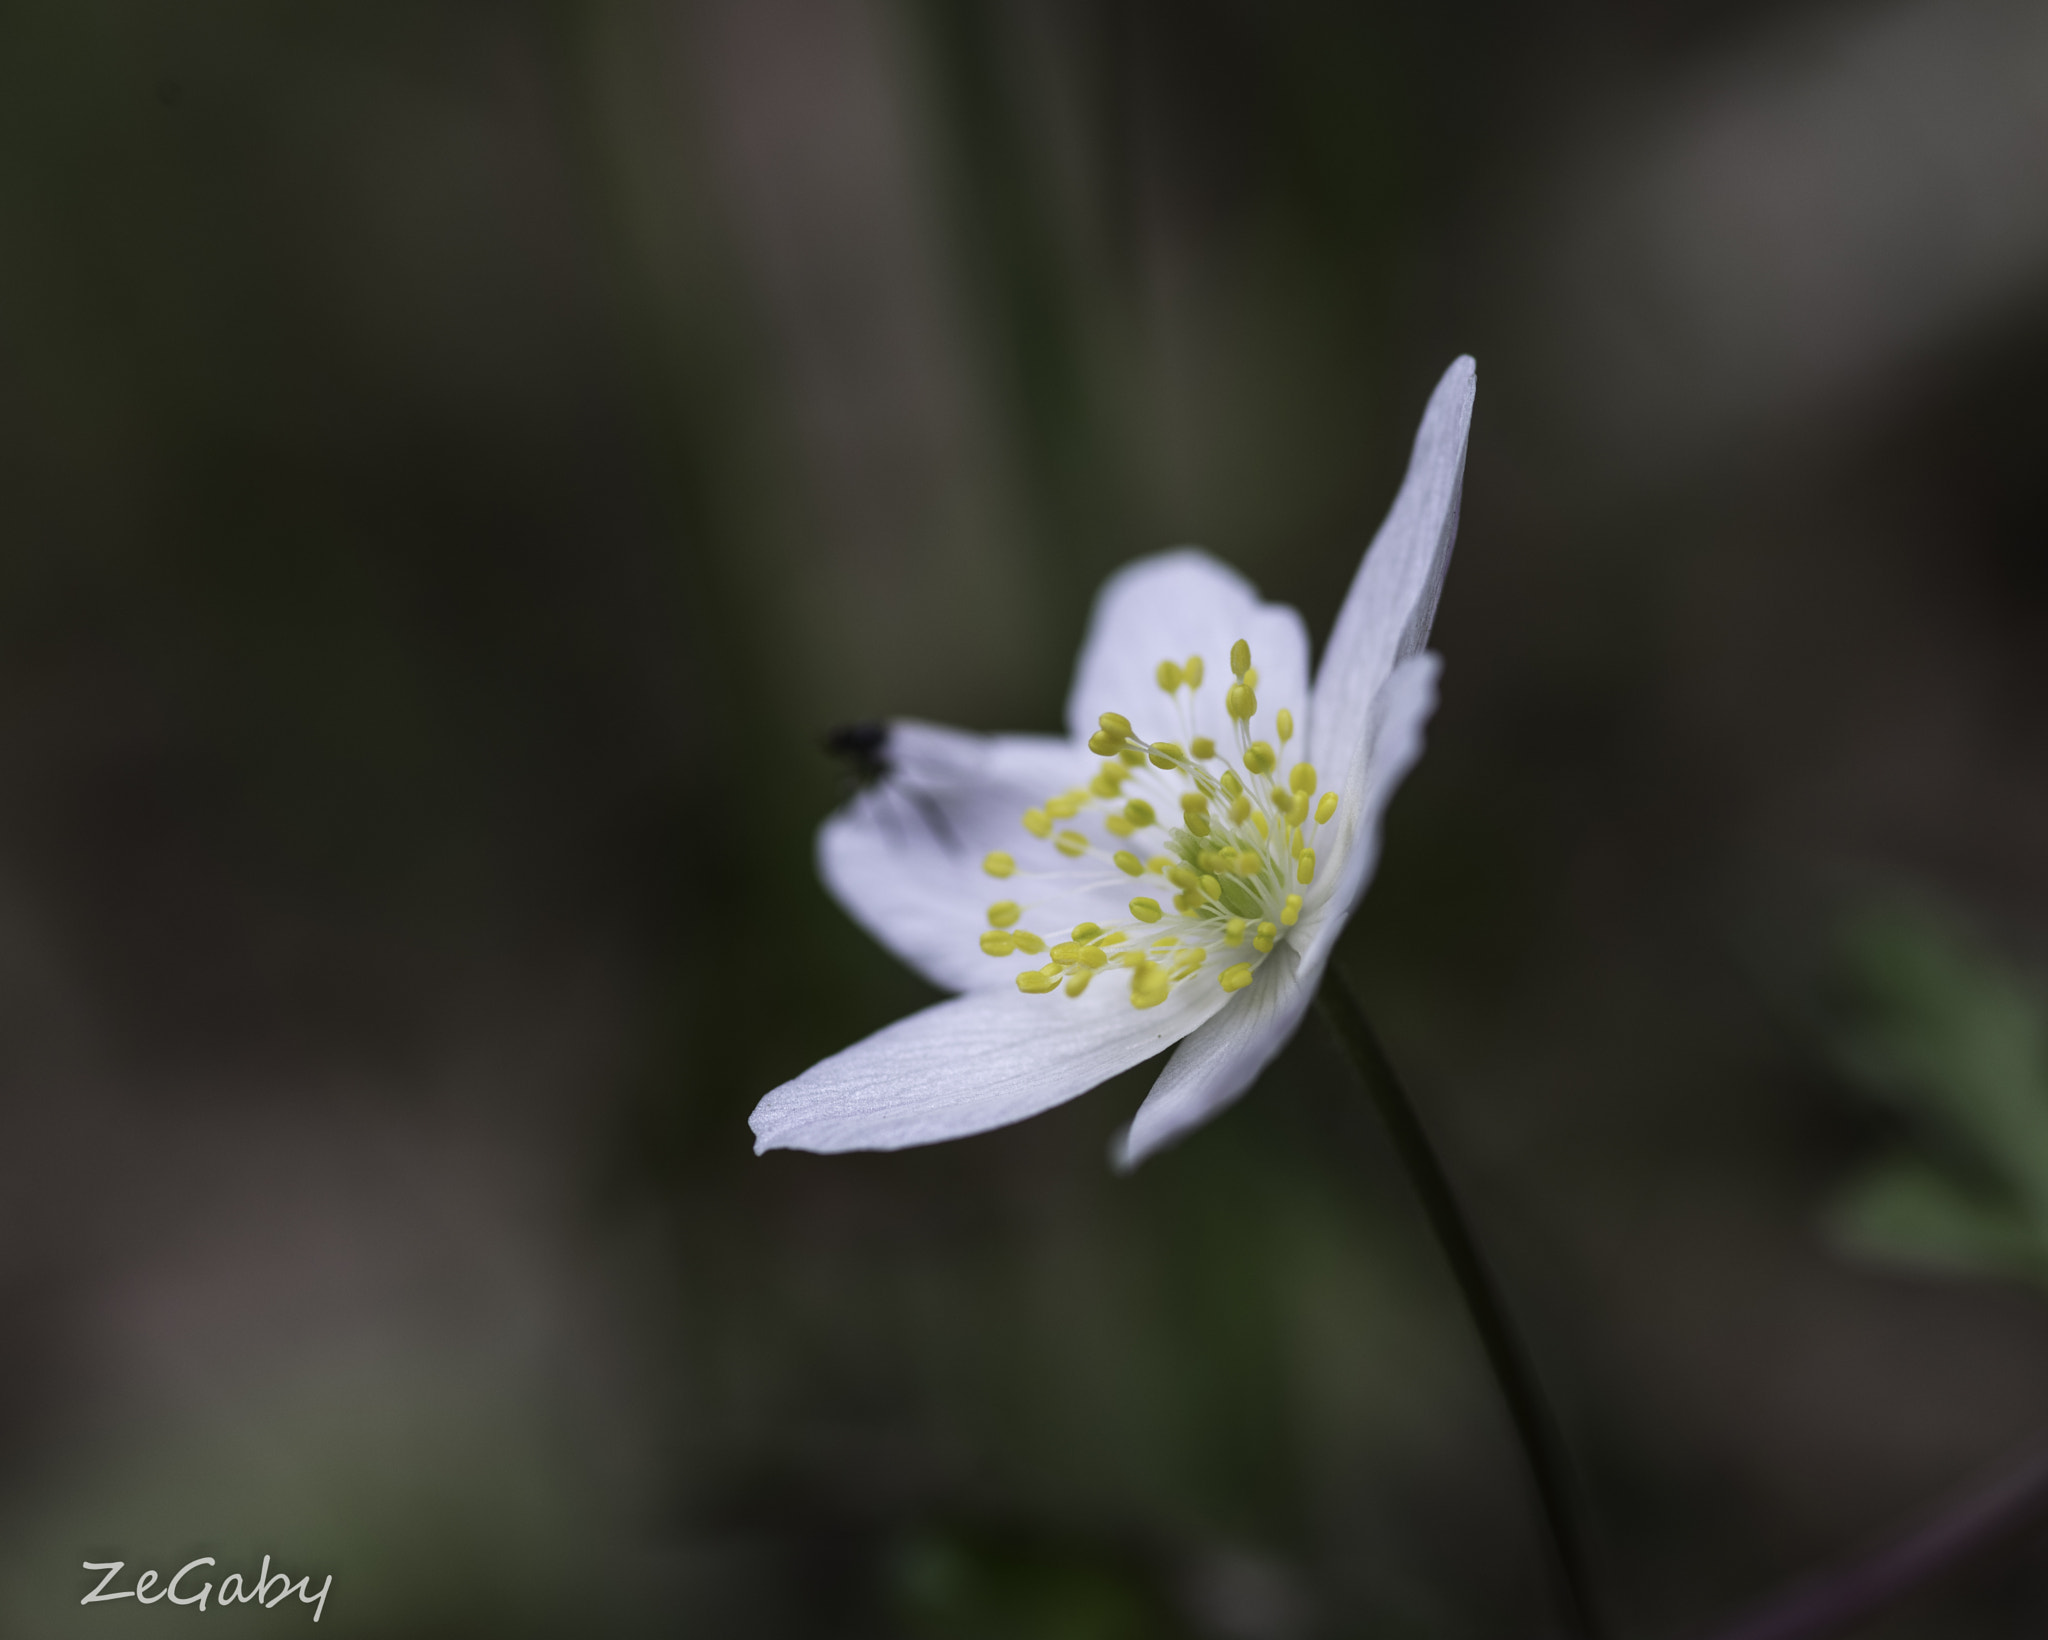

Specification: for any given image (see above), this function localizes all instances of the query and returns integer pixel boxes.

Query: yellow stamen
[1017,971,1059,994]
[980,931,1016,957]
[1156,659,1184,692]
[1316,792,1338,824]
[1230,638,1251,677]
[1281,894,1302,926]
[1130,961,1170,1010]
[1012,931,1047,954]
[1253,921,1277,952]
[1023,808,1052,838]
[1073,922,1102,941]
[1276,707,1294,744]
[1296,848,1316,884]
[1184,655,1205,688]
[1226,682,1257,720]
[1087,729,1124,756]
[1243,742,1275,775]
[1219,962,1254,992]
[1146,741,1184,769]
[1129,897,1163,923]
[1090,771,1123,798]
[988,901,1021,927]
[1106,813,1136,837]
[1055,831,1089,857]
[1065,970,1093,997]
[1223,917,1246,946]
[1113,851,1143,876]
[1047,793,1081,819]
[984,851,1015,878]
[1123,799,1156,827]
[1099,712,1133,738]
[1190,735,1215,759]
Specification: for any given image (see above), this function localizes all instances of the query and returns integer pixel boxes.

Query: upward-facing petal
[1066,550,1311,752]
[1309,359,1474,798]
[819,721,1103,993]
[752,970,1232,1154]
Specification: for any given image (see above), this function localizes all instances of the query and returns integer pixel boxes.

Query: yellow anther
[1226,682,1257,720]
[1184,655,1205,688]
[1047,794,1081,819]
[1106,813,1136,837]
[1253,921,1277,953]
[1219,769,1242,798]
[988,901,1022,927]
[1173,949,1207,976]
[984,851,1015,878]
[1219,962,1255,993]
[1100,712,1133,739]
[1042,962,1063,976]
[1146,741,1185,769]
[1199,873,1222,899]
[1123,799,1156,827]
[1187,813,1211,837]
[1165,865,1197,890]
[1129,897,1163,923]
[1055,830,1089,857]
[1073,922,1102,942]
[1087,729,1125,756]
[1113,850,1143,877]
[1090,771,1123,799]
[1287,790,1311,826]
[1230,638,1251,677]
[1065,971,1093,998]
[1017,971,1060,994]
[1098,931,1127,947]
[1223,917,1247,946]
[980,930,1017,956]
[1118,747,1146,767]
[1297,848,1316,884]
[1012,931,1047,954]
[1078,945,1109,969]
[1146,855,1173,873]
[1156,659,1184,692]
[1023,808,1052,838]
[1190,736,1216,760]
[1130,961,1170,1010]
[1150,935,1180,948]
[1050,942,1083,963]
[1251,812,1270,839]
[1179,791,1209,815]
[1276,707,1294,744]
[1244,667,1259,686]
[1117,949,1146,968]
[1281,893,1303,926]
[1243,742,1276,774]
[1289,762,1318,794]
[1316,792,1338,824]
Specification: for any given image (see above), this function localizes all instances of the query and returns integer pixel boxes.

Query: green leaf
[1829,1157,2048,1288]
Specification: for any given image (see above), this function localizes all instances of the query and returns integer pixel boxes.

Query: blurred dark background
[3,1,2047,1635]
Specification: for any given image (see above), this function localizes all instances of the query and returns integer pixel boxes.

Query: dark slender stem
[1699,1434,2048,1640]
[1316,969,1605,1640]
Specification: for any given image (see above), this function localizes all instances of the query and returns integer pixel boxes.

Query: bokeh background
[3,0,2047,1635]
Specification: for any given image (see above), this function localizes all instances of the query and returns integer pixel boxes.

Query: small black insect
[823,721,892,788]
[824,721,962,855]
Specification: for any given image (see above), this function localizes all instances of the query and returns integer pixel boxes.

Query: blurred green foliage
[1823,904,2048,1290]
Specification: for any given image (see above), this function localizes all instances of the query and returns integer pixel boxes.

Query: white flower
[751,358,1475,1169]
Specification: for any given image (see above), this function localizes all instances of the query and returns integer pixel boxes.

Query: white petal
[1065,549,1312,753]
[1309,358,1474,792]
[1113,947,1314,1169]
[1295,652,1439,976]
[752,968,1233,1154]
[818,721,1098,993]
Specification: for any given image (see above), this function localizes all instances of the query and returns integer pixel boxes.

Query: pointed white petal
[818,721,1096,993]
[1309,358,1474,793]
[1294,651,1439,975]
[1065,549,1311,753]
[752,968,1232,1154]
[1113,947,1314,1169]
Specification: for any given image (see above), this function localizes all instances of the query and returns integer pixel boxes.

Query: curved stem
[1698,1434,2048,1640]
[1316,969,1606,1640]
